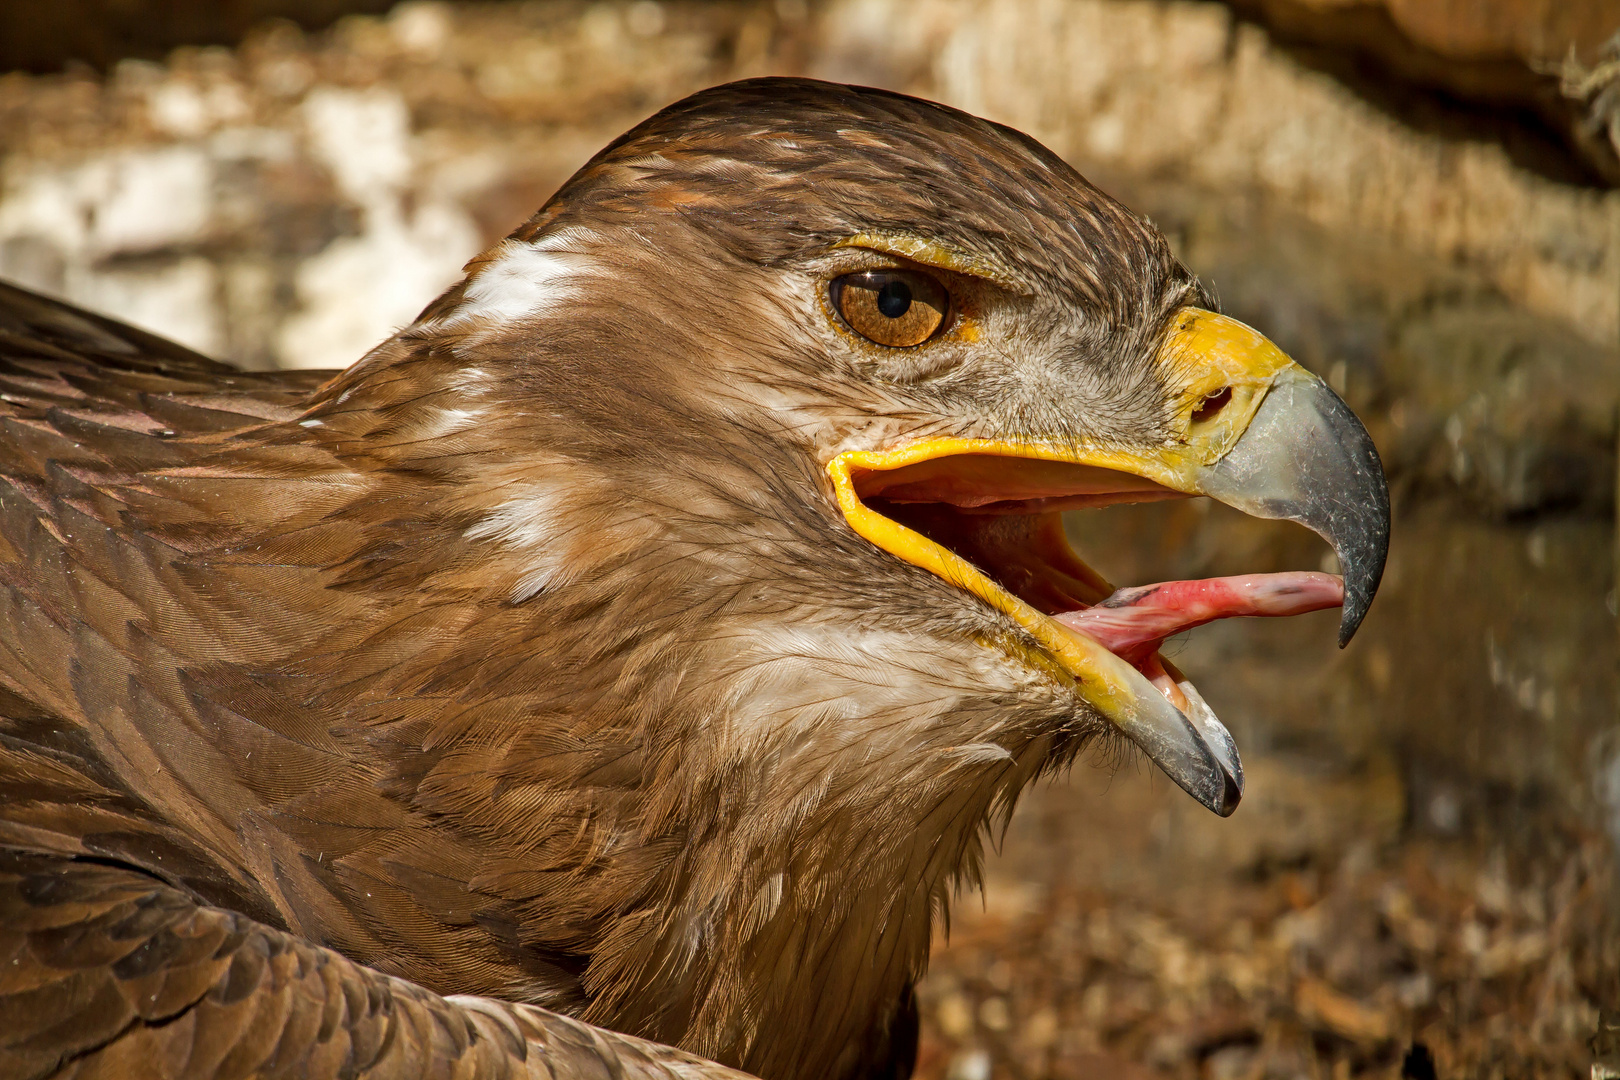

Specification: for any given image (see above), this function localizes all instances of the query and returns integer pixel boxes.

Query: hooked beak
[827,308,1390,817]
[1196,363,1389,645]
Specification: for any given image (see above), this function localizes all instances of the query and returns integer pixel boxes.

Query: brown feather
[0,77,1208,1079]
[0,851,745,1080]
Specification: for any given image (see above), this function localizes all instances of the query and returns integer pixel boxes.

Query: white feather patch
[437,227,599,330]
[464,482,580,599]
[463,466,663,603]
[416,405,483,438]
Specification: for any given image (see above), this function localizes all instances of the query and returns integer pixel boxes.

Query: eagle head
[296,78,1387,1079]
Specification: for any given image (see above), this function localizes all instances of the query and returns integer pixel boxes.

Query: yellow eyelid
[832,232,1029,295]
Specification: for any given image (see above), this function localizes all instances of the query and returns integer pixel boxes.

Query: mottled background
[1,1,1616,1076]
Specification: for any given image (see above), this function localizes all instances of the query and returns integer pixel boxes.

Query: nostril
[1192,387,1232,424]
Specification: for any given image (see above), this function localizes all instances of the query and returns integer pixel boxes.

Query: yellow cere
[1162,308,1297,465]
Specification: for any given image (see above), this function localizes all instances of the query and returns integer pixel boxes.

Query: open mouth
[823,312,1390,818]
[834,442,1342,705]
[829,444,1351,816]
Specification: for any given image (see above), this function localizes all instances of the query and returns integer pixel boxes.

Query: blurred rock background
[0,0,1616,1076]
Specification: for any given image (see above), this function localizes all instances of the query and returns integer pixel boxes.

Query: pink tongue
[1052,572,1344,665]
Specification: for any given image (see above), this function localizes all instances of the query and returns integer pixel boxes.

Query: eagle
[0,78,1387,1080]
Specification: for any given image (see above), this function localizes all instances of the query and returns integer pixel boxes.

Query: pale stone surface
[0,147,220,351]
[72,255,224,355]
[276,86,479,366]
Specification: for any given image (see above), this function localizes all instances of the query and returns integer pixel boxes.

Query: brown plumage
[0,78,1387,1080]
[0,850,747,1079]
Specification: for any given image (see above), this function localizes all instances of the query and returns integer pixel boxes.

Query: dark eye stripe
[831,270,949,348]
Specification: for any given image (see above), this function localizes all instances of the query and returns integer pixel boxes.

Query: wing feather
[0,848,755,1080]
[0,281,709,1059]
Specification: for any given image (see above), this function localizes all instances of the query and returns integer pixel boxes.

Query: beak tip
[1189,766,1242,816]
[1335,526,1387,647]
[1336,607,1363,648]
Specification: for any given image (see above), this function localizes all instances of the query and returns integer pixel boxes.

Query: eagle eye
[831,269,948,348]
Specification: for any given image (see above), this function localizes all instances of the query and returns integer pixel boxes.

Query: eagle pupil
[876,279,912,318]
